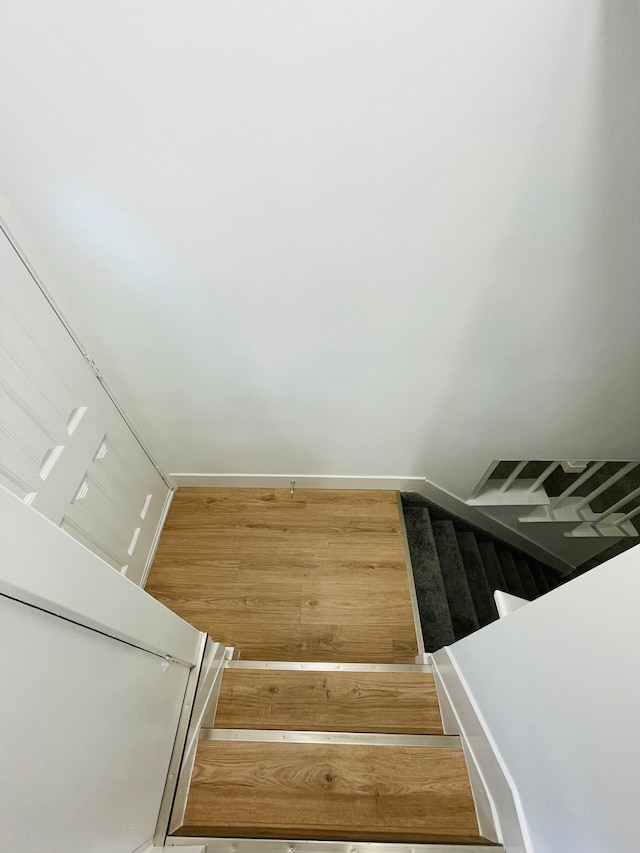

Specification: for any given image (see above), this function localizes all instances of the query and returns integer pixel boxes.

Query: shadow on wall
[418,0,640,499]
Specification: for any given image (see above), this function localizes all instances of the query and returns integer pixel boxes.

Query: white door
[0,227,171,584]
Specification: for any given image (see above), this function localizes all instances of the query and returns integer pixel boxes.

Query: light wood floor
[178,740,486,844]
[214,668,444,734]
[146,488,418,663]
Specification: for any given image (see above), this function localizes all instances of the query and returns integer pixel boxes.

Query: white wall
[0,1,638,492]
[0,486,205,853]
[0,595,189,853]
[0,485,202,665]
[443,546,640,852]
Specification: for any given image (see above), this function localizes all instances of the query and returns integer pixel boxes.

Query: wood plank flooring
[214,668,444,734]
[177,740,487,844]
[146,488,418,663]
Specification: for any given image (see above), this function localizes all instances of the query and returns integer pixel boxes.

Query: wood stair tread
[176,739,489,844]
[214,667,444,734]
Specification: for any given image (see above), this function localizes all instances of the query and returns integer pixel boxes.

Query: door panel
[0,227,169,584]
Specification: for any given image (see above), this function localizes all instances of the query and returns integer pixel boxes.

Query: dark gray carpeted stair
[477,541,507,593]
[528,561,550,594]
[514,556,539,599]
[538,563,560,590]
[403,507,455,651]
[401,492,564,653]
[431,520,479,640]
[456,532,499,626]
[498,552,527,598]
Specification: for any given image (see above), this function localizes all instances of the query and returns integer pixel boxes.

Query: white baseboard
[167,473,571,572]
[419,479,572,574]
[170,473,425,490]
[140,488,175,589]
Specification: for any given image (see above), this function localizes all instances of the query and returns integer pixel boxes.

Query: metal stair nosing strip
[198,729,461,747]
[165,840,503,852]
[224,660,433,673]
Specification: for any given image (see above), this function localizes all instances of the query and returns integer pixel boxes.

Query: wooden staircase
[168,660,500,849]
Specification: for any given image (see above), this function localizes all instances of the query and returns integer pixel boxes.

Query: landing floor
[145,488,418,663]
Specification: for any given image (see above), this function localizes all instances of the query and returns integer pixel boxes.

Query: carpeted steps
[514,556,539,599]
[403,507,455,651]
[401,492,563,652]
[431,520,479,640]
[498,552,526,599]
[457,532,499,625]
[529,561,550,593]
[477,541,507,594]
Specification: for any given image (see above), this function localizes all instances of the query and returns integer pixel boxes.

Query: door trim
[140,486,176,588]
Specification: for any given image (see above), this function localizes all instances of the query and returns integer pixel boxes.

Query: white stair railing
[596,484,640,522]
[527,461,559,494]
[573,462,638,513]
[498,460,528,493]
[546,461,606,511]
[469,460,500,500]
[469,458,640,539]
[616,505,640,526]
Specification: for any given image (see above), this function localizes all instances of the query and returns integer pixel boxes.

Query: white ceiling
[1,0,638,488]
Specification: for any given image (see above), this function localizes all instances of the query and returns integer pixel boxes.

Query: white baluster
[597,484,640,522]
[548,461,605,510]
[498,460,528,494]
[614,504,640,526]
[574,462,638,512]
[469,460,500,500]
[528,461,559,494]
